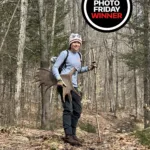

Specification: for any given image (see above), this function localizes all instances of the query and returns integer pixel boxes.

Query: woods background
[0,0,150,130]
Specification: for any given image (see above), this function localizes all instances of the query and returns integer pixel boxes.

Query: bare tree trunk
[49,0,58,119]
[0,0,20,53]
[50,0,57,55]
[133,2,138,119]
[103,52,108,111]
[15,0,28,124]
[92,48,97,112]
[70,1,78,32]
[73,1,78,32]
[104,39,114,112]
[38,0,50,129]
[133,69,138,119]
[0,57,4,124]
[87,50,92,101]
[121,66,126,109]
[115,33,119,115]
[108,53,114,112]
[143,0,150,128]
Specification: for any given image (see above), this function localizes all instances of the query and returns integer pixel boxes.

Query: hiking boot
[64,135,81,146]
[72,135,84,143]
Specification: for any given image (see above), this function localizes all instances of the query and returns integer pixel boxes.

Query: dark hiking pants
[57,87,82,136]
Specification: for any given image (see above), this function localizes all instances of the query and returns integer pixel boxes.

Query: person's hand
[57,79,67,87]
[88,61,97,71]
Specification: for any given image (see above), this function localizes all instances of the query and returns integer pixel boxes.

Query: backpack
[51,50,82,73]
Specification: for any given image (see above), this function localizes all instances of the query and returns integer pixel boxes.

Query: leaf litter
[0,112,149,150]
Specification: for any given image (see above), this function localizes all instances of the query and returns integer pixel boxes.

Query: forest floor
[0,110,149,150]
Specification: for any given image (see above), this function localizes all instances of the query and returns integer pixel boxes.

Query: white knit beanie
[69,33,82,45]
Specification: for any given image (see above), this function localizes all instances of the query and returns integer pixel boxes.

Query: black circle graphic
[82,0,132,32]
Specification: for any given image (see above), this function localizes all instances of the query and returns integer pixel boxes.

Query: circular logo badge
[82,0,132,32]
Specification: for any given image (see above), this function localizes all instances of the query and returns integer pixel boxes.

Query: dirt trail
[0,112,149,150]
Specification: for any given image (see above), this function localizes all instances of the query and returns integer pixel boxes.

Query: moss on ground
[79,121,96,133]
[134,127,150,147]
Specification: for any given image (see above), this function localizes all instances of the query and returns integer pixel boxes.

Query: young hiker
[52,33,96,146]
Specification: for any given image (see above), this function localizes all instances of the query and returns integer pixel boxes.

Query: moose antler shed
[35,67,80,102]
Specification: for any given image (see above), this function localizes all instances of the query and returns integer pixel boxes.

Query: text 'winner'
[91,0,122,19]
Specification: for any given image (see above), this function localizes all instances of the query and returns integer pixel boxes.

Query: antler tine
[38,83,44,88]
[69,67,76,76]
[68,93,72,102]
[44,85,52,93]
[34,73,40,81]
[38,68,50,72]
[35,79,40,82]
[72,88,80,96]
[62,88,66,103]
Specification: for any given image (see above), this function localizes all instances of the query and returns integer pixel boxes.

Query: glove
[57,78,67,87]
[88,61,97,71]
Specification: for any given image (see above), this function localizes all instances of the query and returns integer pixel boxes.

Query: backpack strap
[59,50,82,73]
[62,50,82,65]
[63,50,69,68]
[59,50,69,73]
[78,52,82,62]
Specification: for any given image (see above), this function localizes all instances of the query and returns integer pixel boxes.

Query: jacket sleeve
[52,51,67,80]
[78,66,89,73]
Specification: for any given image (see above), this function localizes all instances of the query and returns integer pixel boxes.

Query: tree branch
[0,0,20,53]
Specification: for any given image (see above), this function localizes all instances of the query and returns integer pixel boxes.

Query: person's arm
[78,66,89,73]
[52,51,67,81]
[78,62,97,73]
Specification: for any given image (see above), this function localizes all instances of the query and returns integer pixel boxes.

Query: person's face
[70,41,81,52]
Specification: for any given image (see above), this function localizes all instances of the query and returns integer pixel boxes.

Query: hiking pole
[91,48,102,143]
